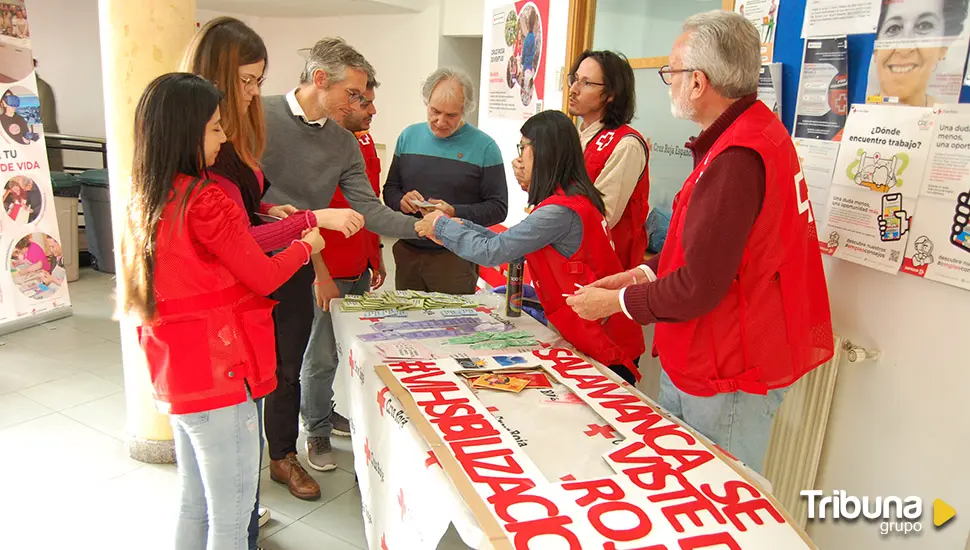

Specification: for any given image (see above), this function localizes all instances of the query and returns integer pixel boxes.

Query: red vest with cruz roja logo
[584,124,651,270]
[525,192,646,377]
[320,131,383,278]
[654,102,834,397]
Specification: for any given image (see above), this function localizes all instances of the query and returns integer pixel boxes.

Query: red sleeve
[251,210,317,253]
[624,147,765,324]
[259,202,275,215]
[188,186,309,296]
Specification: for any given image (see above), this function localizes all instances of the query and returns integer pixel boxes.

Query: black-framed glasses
[567,73,606,88]
[516,142,531,157]
[240,74,266,89]
[658,65,696,86]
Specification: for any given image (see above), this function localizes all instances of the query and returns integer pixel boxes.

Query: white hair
[421,68,477,115]
[681,11,761,98]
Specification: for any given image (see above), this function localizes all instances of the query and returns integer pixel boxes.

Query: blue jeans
[657,371,788,475]
[171,395,260,550]
[301,271,371,438]
[247,398,263,550]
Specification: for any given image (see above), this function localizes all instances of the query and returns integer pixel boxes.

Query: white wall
[28,0,105,170]
[438,36,482,127]
[807,258,970,549]
[441,0,484,37]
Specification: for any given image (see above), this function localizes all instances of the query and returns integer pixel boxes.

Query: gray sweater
[261,95,418,239]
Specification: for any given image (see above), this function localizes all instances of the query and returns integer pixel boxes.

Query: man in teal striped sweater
[383,68,508,293]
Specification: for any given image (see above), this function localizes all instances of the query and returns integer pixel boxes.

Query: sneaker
[332,410,351,437]
[257,507,270,528]
[306,436,337,472]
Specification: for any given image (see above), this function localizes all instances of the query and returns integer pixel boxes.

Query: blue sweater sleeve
[435,205,581,266]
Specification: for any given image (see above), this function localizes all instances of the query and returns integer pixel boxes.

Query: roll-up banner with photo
[0,0,72,334]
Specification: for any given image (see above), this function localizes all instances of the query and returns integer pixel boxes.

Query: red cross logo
[377,387,390,415]
[349,350,357,375]
[425,450,441,469]
[475,306,494,314]
[559,474,576,481]
[584,423,616,439]
[360,317,382,322]
[364,438,372,465]
[398,488,407,520]
[595,131,616,151]
[359,133,372,146]
[380,534,388,550]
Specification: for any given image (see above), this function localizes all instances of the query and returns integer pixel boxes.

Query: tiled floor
[0,267,471,550]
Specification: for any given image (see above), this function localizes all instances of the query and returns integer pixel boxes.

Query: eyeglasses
[516,142,532,157]
[658,65,697,86]
[345,89,364,105]
[240,74,265,89]
[567,73,605,89]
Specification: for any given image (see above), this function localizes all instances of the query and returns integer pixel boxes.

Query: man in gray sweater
[261,37,418,500]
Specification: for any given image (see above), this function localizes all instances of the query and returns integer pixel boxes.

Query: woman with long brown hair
[178,17,361,546]
[120,72,324,550]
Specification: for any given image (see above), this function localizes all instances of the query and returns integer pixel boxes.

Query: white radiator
[763,336,845,529]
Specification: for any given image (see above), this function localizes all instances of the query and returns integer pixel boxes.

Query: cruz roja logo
[801,491,957,535]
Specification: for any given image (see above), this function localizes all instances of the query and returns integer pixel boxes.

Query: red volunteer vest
[138,176,278,415]
[584,124,651,270]
[654,102,834,397]
[526,192,646,377]
[320,131,382,278]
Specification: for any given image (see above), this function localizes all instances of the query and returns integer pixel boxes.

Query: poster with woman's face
[867,0,970,106]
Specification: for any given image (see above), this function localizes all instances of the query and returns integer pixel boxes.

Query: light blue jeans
[171,395,260,550]
[301,271,371,439]
[658,371,788,475]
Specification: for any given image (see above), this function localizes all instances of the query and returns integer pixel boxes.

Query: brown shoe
[269,453,320,501]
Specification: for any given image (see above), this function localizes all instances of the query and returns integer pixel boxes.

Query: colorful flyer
[472,374,530,393]
[900,105,970,290]
[867,0,970,106]
[0,0,72,331]
[822,104,935,273]
[487,0,550,121]
[734,0,780,62]
[794,36,848,141]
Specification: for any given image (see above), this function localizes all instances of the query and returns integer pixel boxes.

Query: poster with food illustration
[822,104,934,273]
[488,0,549,120]
[867,0,970,106]
[900,105,970,290]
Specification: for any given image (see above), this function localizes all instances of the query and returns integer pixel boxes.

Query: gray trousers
[300,270,371,438]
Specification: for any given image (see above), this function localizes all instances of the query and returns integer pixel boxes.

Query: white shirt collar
[285,88,327,127]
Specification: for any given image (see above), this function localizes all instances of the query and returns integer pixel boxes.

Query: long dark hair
[521,110,605,215]
[570,50,636,129]
[121,73,222,320]
[180,17,268,225]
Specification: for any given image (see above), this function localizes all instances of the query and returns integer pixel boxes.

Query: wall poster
[734,0,780,63]
[487,0,550,121]
[0,0,72,332]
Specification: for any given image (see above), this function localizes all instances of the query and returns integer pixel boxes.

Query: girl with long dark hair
[119,73,324,550]
[416,109,644,383]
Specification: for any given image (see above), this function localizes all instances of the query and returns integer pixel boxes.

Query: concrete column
[97,0,196,463]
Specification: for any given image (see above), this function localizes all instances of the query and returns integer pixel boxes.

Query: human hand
[565,286,623,321]
[587,269,643,290]
[371,261,387,290]
[415,210,445,240]
[301,228,325,254]
[400,190,426,214]
[314,208,364,237]
[313,277,340,311]
[877,210,910,242]
[427,199,455,217]
[267,204,298,219]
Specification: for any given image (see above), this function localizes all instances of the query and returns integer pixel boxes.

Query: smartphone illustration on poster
[881,193,903,242]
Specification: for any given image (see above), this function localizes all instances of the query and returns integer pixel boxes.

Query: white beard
[669,81,696,121]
